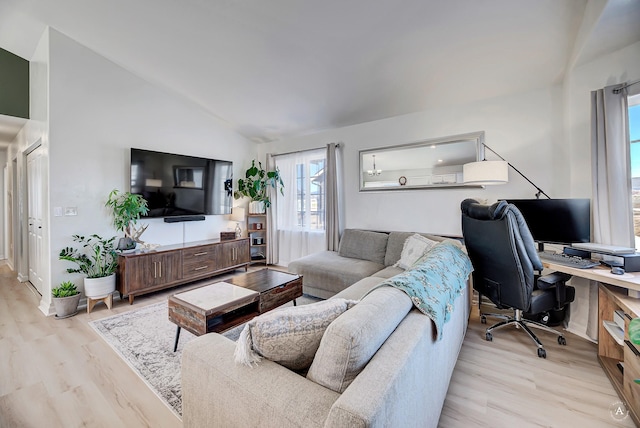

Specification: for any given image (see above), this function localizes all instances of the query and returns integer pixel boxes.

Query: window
[275,149,327,266]
[629,94,640,247]
[294,157,325,230]
[276,149,326,231]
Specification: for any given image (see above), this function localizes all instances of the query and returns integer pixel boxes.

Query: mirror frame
[358,131,485,192]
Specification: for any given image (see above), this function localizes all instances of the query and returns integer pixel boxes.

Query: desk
[542,261,640,293]
[544,261,640,425]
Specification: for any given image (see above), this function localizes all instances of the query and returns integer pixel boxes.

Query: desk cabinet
[542,261,640,425]
[117,238,250,304]
[598,284,640,425]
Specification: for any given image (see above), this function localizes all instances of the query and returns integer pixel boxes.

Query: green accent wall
[0,47,29,119]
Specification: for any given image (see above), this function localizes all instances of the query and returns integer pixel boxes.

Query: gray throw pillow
[234,298,357,371]
[306,286,412,392]
[338,229,389,264]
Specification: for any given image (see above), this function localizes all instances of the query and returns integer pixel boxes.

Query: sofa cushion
[384,232,459,266]
[332,276,386,301]
[307,286,412,393]
[338,229,389,265]
[288,251,385,299]
[371,266,404,279]
[394,233,437,269]
[234,298,357,371]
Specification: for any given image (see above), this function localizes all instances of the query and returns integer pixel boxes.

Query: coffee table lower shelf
[169,300,260,352]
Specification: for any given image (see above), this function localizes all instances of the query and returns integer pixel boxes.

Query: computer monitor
[503,198,591,246]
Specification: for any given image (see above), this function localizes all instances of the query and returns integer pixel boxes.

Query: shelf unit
[598,284,640,425]
[247,213,268,264]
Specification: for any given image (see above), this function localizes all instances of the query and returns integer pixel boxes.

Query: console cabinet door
[123,252,182,293]
[218,240,250,269]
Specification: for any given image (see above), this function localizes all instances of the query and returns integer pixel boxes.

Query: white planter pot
[249,201,266,214]
[84,273,116,298]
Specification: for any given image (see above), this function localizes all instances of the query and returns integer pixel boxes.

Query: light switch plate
[64,207,78,216]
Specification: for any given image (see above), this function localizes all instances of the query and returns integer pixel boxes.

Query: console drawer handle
[193,252,208,256]
[194,266,209,271]
[625,340,640,357]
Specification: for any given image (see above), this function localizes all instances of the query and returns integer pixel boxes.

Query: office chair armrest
[537,272,572,307]
[537,272,572,289]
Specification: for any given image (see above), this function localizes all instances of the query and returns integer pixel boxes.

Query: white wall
[259,85,566,236]
[36,29,256,313]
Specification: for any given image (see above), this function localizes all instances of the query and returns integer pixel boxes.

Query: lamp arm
[483,144,550,199]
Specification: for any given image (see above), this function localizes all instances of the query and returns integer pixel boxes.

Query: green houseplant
[630,318,640,384]
[105,189,149,250]
[51,280,81,318]
[59,234,118,298]
[234,160,284,213]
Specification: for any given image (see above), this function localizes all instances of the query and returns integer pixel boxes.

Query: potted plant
[59,234,119,298]
[51,281,81,319]
[234,160,284,213]
[630,318,640,384]
[105,189,149,250]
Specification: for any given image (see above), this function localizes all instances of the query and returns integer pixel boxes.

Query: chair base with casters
[483,308,567,358]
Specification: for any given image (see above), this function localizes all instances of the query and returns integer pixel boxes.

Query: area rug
[89,295,319,418]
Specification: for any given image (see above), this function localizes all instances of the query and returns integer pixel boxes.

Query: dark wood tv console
[117,238,250,304]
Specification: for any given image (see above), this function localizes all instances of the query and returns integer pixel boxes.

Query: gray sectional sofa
[288,229,461,298]
[181,229,471,428]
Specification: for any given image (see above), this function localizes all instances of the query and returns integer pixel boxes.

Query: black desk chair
[461,199,575,358]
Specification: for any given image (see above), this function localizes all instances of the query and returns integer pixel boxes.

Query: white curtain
[568,84,632,341]
[325,143,343,251]
[275,149,326,266]
[266,153,278,265]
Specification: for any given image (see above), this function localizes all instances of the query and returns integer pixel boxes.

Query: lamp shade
[463,161,509,185]
[230,207,246,222]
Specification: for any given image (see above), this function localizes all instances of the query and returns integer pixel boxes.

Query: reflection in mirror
[359,131,485,191]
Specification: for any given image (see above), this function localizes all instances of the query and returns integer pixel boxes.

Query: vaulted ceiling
[1,0,639,145]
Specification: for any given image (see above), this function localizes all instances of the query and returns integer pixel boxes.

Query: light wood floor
[0,265,635,427]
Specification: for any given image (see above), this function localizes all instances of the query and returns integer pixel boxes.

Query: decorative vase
[249,201,266,214]
[84,273,116,298]
[117,237,136,251]
[52,294,81,319]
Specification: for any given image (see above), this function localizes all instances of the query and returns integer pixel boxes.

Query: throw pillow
[394,233,437,269]
[234,298,357,370]
[306,286,413,393]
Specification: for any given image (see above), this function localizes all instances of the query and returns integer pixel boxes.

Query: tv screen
[504,198,591,245]
[130,148,233,218]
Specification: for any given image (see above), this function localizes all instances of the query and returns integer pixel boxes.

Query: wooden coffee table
[168,269,302,351]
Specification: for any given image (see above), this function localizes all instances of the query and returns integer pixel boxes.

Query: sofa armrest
[182,333,340,428]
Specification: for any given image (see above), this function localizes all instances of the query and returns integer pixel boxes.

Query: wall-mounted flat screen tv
[130,148,233,218]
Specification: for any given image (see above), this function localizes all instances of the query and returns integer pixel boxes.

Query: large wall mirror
[359,131,485,191]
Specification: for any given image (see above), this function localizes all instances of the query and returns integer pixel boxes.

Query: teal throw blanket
[371,241,473,340]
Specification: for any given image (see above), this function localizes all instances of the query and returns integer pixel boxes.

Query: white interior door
[27,147,44,294]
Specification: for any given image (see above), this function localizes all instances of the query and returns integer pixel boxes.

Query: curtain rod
[271,143,340,158]
[613,79,640,94]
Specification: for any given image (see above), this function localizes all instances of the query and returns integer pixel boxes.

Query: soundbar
[164,215,206,223]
